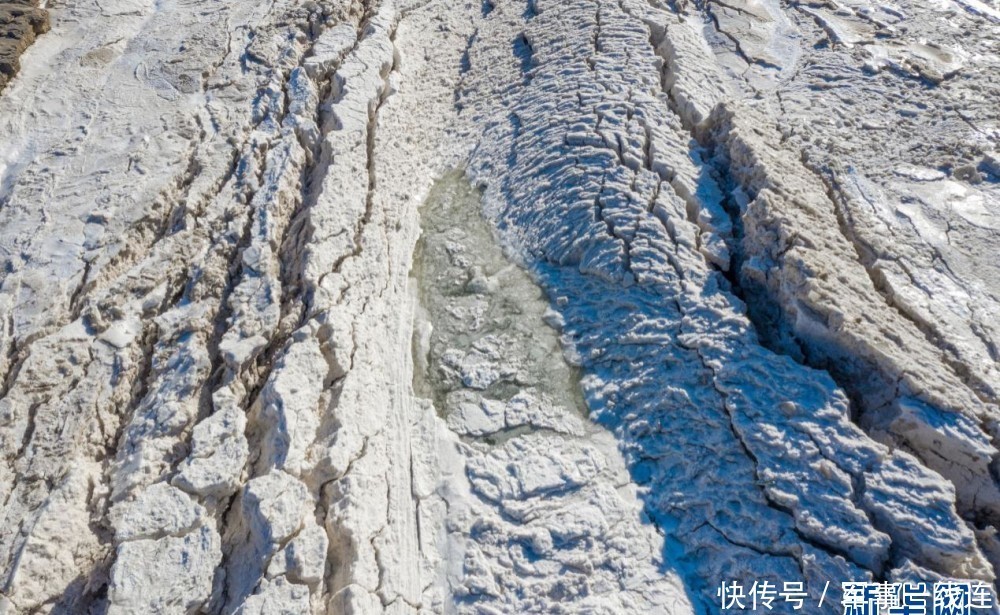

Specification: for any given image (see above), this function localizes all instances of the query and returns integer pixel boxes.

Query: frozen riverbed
[0,0,996,612]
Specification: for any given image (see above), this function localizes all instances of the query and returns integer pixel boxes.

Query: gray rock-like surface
[0,0,995,613]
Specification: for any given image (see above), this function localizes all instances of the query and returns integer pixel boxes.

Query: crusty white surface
[0,0,996,613]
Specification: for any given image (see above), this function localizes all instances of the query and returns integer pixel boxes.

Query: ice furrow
[706,101,1000,541]
[0,0,359,610]
[461,0,995,611]
[654,0,1000,582]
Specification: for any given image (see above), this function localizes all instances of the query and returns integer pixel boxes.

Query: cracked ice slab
[0,0,996,611]
[461,0,995,609]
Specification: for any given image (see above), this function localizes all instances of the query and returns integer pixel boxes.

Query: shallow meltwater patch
[410,174,694,615]
[411,171,586,441]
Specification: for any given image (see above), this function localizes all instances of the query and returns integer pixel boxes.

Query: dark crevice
[513,32,534,83]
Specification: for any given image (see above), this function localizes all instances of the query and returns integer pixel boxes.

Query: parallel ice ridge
[689,0,1000,574]
[0,0,996,612]
[0,0,438,610]
[2,0,492,610]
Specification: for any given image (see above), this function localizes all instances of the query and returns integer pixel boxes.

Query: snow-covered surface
[0,0,996,612]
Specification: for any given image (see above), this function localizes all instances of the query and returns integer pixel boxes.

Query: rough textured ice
[0,0,996,612]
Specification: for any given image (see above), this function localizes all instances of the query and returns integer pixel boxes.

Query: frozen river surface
[0,0,997,613]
